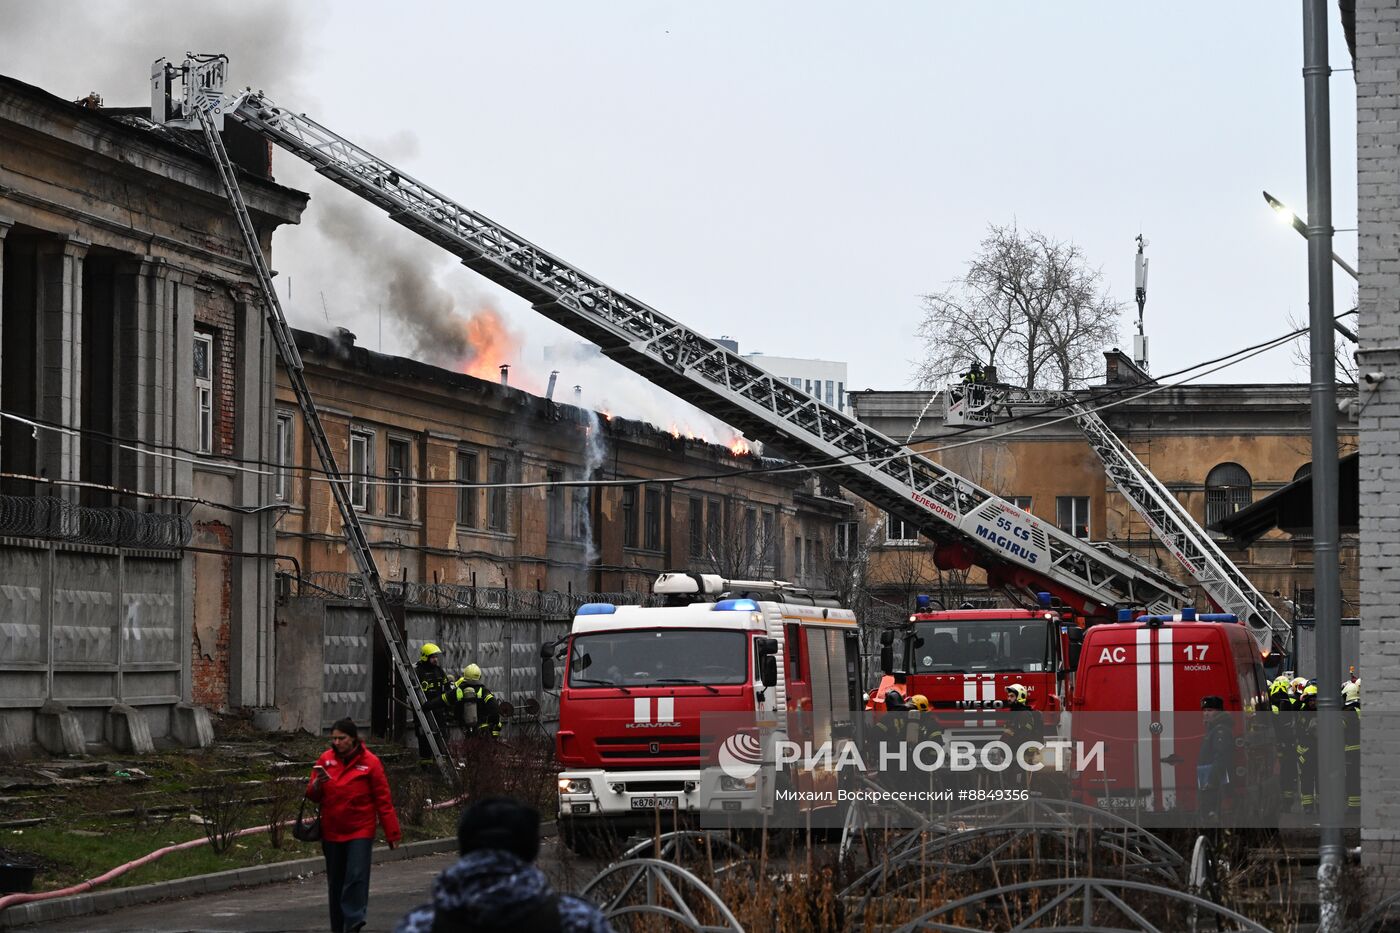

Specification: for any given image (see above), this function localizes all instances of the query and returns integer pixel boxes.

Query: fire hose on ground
[0,794,466,914]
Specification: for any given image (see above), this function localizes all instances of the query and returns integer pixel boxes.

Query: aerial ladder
[152,56,460,784]
[943,380,1291,657]
[154,54,1188,631]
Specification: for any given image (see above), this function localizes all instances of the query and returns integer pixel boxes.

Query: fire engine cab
[545,574,862,851]
[866,594,1077,742]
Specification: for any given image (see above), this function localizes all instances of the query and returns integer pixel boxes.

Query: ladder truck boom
[154,57,459,783]
[168,56,1186,619]
[945,382,1291,656]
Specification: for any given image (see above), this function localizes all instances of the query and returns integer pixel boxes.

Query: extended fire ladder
[158,54,1188,624]
[944,382,1291,655]
[153,57,459,783]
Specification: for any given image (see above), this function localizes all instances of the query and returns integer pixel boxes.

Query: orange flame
[728,435,751,457]
[454,307,520,382]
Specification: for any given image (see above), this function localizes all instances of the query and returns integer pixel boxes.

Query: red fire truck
[545,574,863,851]
[1067,608,1274,819]
[864,595,1080,744]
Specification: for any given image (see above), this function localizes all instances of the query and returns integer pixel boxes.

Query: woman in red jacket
[306,718,402,933]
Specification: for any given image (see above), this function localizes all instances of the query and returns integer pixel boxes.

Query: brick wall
[1357,0,1400,883]
[191,520,232,709]
[194,287,237,457]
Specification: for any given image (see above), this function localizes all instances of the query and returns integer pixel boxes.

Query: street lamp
[1263,190,1359,280]
[1263,190,1359,342]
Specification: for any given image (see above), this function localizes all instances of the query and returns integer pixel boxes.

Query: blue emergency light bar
[576,603,617,615]
[713,598,760,612]
[1136,609,1240,625]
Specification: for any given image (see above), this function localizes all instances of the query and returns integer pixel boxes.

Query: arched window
[1205,463,1253,526]
[1293,462,1312,481]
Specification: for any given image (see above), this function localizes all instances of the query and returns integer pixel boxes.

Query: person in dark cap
[395,797,614,933]
[1195,695,1234,821]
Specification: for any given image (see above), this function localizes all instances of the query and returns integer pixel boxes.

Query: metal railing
[0,495,191,549]
[292,571,664,617]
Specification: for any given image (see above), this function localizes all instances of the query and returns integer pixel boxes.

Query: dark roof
[290,327,804,477]
[0,74,304,202]
[1212,452,1359,547]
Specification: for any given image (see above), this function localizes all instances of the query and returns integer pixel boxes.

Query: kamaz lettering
[974,523,1040,564]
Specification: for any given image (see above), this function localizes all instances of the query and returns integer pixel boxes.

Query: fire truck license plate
[630,797,677,810]
[1098,795,1151,809]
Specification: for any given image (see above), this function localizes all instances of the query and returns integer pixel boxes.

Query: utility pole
[1133,235,1150,372]
[1300,1,1344,929]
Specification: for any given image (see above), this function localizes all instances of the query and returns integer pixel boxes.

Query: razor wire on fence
[0,495,191,549]
[294,570,664,617]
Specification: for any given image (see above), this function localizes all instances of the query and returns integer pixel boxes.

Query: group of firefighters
[1269,666,1362,814]
[411,642,503,767]
[873,673,1362,817]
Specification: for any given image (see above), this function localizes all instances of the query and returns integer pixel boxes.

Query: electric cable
[0,308,1355,494]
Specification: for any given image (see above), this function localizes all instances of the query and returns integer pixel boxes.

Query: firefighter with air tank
[413,643,453,770]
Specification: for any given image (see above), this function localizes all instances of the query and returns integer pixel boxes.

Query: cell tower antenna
[1133,234,1150,373]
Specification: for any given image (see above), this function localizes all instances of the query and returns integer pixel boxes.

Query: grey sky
[1,1,1358,411]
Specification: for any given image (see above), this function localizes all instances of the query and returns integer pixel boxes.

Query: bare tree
[1287,308,1358,387]
[694,501,775,580]
[916,223,1124,391]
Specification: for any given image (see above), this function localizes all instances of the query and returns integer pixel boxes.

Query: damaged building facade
[847,350,1360,626]
[268,328,854,733]
[0,76,306,754]
[273,327,853,595]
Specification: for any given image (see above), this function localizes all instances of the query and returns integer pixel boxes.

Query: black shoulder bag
[292,797,322,843]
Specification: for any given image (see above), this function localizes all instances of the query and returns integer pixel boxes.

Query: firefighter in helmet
[447,663,502,737]
[413,643,454,768]
[1269,674,1298,810]
[1297,684,1319,815]
[1345,680,1362,814]
[1342,667,1361,706]
[908,694,931,713]
[1000,683,1038,784]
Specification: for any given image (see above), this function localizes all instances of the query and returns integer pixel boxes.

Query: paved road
[21,838,605,933]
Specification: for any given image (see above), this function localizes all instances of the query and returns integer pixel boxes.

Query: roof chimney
[546,371,559,400]
[499,364,510,387]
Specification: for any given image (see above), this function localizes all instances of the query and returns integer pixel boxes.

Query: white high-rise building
[738,347,850,414]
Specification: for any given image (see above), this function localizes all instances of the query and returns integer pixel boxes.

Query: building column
[37,236,88,497]
[229,289,274,708]
[0,217,13,468]
[113,256,175,500]
[169,273,196,499]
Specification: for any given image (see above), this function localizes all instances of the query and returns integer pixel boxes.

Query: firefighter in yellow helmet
[1296,684,1319,814]
[447,662,502,737]
[1269,675,1298,810]
[413,643,452,768]
[1000,683,1038,785]
[908,694,931,713]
